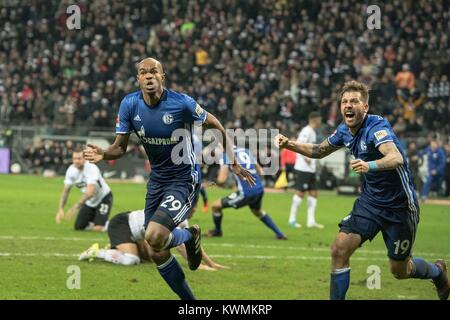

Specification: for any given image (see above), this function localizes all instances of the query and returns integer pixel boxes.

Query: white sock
[289,194,302,223]
[104,249,140,265]
[84,222,94,231]
[332,267,351,274]
[307,197,317,226]
[97,249,106,259]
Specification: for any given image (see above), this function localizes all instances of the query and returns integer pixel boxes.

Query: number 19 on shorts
[393,240,410,255]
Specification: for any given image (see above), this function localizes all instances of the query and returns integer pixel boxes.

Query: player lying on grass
[275,80,449,300]
[79,209,229,271]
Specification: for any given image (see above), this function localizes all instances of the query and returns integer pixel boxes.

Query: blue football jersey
[115,89,207,184]
[328,114,418,212]
[423,146,446,174]
[222,148,264,197]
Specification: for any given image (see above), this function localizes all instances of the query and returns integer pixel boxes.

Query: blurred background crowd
[0,0,449,195]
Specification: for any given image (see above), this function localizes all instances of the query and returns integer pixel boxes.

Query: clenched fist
[274,134,289,149]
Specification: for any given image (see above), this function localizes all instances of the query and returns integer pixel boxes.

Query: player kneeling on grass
[207,147,287,240]
[79,209,229,271]
[55,148,112,232]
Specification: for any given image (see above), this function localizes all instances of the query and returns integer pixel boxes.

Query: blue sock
[213,211,223,232]
[410,258,442,279]
[330,268,351,300]
[166,228,192,249]
[260,213,284,238]
[157,256,195,300]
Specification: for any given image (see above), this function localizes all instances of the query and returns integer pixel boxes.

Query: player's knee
[330,243,351,261]
[212,201,222,212]
[251,209,262,218]
[296,191,304,197]
[146,232,166,252]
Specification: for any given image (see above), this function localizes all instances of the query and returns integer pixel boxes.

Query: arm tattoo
[311,140,337,159]
[311,145,320,158]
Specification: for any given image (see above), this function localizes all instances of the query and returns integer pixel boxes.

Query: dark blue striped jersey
[221,148,264,197]
[328,114,418,212]
[115,89,207,184]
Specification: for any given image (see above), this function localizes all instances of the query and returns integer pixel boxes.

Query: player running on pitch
[83,57,254,300]
[275,80,449,300]
[207,147,287,240]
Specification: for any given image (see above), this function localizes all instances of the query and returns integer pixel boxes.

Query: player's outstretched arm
[200,247,230,270]
[350,141,403,173]
[203,112,256,186]
[56,185,71,224]
[83,134,130,163]
[275,134,339,159]
[66,184,96,220]
[175,244,230,271]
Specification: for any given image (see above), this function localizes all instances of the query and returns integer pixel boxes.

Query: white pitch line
[1,235,449,258]
[0,252,78,257]
[204,243,450,258]
[0,252,382,261]
[0,235,104,242]
[207,254,387,261]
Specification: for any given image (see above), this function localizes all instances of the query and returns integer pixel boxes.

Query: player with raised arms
[275,80,449,300]
[83,57,254,300]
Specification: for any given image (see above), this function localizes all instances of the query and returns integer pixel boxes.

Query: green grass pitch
[0,175,449,300]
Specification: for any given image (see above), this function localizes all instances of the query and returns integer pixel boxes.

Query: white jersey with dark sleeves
[64,162,111,208]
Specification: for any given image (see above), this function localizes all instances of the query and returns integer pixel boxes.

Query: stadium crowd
[0,0,449,136]
[0,0,449,193]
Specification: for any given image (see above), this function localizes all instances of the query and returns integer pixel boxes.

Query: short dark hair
[135,58,164,75]
[309,111,322,120]
[73,147,83,154]
[340,80,370,103]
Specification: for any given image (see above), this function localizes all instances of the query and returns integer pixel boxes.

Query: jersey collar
[141,88,168,108]
[348,113,368,136]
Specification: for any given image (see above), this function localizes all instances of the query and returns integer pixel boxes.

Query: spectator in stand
[395,64,415,91]
[0,0,448,165]
[397,90,426,122]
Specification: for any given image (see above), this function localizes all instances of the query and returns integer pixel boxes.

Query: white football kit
[64,162,111,208]
[294,125,317,173]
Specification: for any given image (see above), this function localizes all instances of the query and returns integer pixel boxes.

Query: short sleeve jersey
[115,89,207,184]
[327,114,418,212]
[64,162,111,207]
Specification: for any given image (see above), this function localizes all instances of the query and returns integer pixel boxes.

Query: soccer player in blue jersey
[275,80,449,300]
[420,138,446,203]
[207,147,287,240]
[83,57,254,300]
